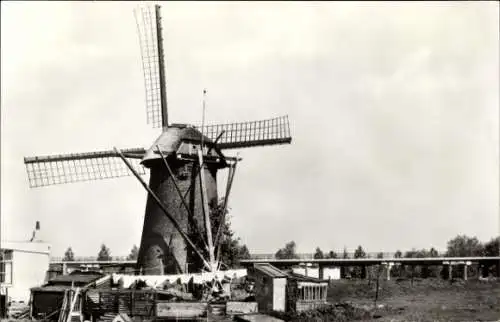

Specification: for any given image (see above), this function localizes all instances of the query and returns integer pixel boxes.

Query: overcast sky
[1,1,498,258]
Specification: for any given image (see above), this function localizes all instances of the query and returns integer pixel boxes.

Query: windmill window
[177,163,192,180]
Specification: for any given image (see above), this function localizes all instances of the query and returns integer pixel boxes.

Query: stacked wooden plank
[131,291,156,316]
[97,290,158,317]
[98,312,117,322]
[117,293,131,315]
[98,292,117,314]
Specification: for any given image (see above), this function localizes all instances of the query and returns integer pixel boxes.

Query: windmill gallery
[18,4,295,321]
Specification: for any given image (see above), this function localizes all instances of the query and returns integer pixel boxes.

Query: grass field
[327,277,500,321]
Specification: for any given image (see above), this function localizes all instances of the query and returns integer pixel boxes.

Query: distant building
[30,270,108,321]
[1,222,51,307]
[321,267,341,280]
[292,264,341,280]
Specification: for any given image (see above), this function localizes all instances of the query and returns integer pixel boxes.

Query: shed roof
[253,263,288,278]
[287,272,326,283]
[1,240,51,254]
[47,271,104,285]
[31,285,69,293]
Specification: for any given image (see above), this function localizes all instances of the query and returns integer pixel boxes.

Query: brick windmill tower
[23,5,292,275]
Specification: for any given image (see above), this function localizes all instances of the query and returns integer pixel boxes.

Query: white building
[1,222,51,304]
[292,264,341,280]
[321,267,341,280]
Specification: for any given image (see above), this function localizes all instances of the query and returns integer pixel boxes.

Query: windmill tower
[23,5,292,275]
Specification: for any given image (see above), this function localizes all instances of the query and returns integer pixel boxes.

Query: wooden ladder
[58,288,82,322]
[57,290,69,322]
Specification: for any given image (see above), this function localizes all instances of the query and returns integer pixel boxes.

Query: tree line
[63,244,118,262]
[63,239,250,266]
[275,235,499,260]
[62,199,251,267]
[62,234,498,271]
[274,235,499,278]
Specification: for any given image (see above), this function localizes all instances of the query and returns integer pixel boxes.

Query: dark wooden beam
[114,147,211,271]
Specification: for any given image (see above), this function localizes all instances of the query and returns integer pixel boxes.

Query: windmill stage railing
[197,115,292,149]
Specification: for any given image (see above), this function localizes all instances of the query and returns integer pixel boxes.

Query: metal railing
[50,251,449,263]
[51,256,130,262]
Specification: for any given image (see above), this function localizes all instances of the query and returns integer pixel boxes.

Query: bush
[269,303,371,322]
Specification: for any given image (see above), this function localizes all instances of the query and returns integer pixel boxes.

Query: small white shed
[248,263,288,312]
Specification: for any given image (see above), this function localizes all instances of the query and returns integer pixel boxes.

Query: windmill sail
[24,148,147,188]
[20,3,294,276]
[134,5,168,129]
[197,115,292,149]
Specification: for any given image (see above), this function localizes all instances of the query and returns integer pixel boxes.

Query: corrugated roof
[288,272,326,283]
[253,263,288,278]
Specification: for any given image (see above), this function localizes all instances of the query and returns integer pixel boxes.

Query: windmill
[23,5,292,275]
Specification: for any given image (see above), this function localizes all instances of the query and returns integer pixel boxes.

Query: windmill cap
[141,125,214,166]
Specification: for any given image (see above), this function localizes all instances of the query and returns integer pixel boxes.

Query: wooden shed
[247,264,287,312]
[286,273,328,312]
[30,270,109,321]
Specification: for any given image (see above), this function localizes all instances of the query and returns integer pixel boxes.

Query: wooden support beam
[180,131,230,202]
[215,160,238,262]
[155,5,169,130]
[197,149,216,270]
[207,130,226,155]
[114,147,211,271]
[156,145,210,254]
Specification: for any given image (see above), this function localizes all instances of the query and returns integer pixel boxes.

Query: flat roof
[48,271,104,285]
[288,272,328,283]
[1,240,51,254]
[31,285,69,293]
[253,263,288,278]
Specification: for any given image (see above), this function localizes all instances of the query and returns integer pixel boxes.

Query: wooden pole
[374,265,381,306]
[215,160,238,251]
[114,147,211,271]
[155,5,169,130]
[198,149,215,270]
[181,130,225,203]
[156,145,210,253]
